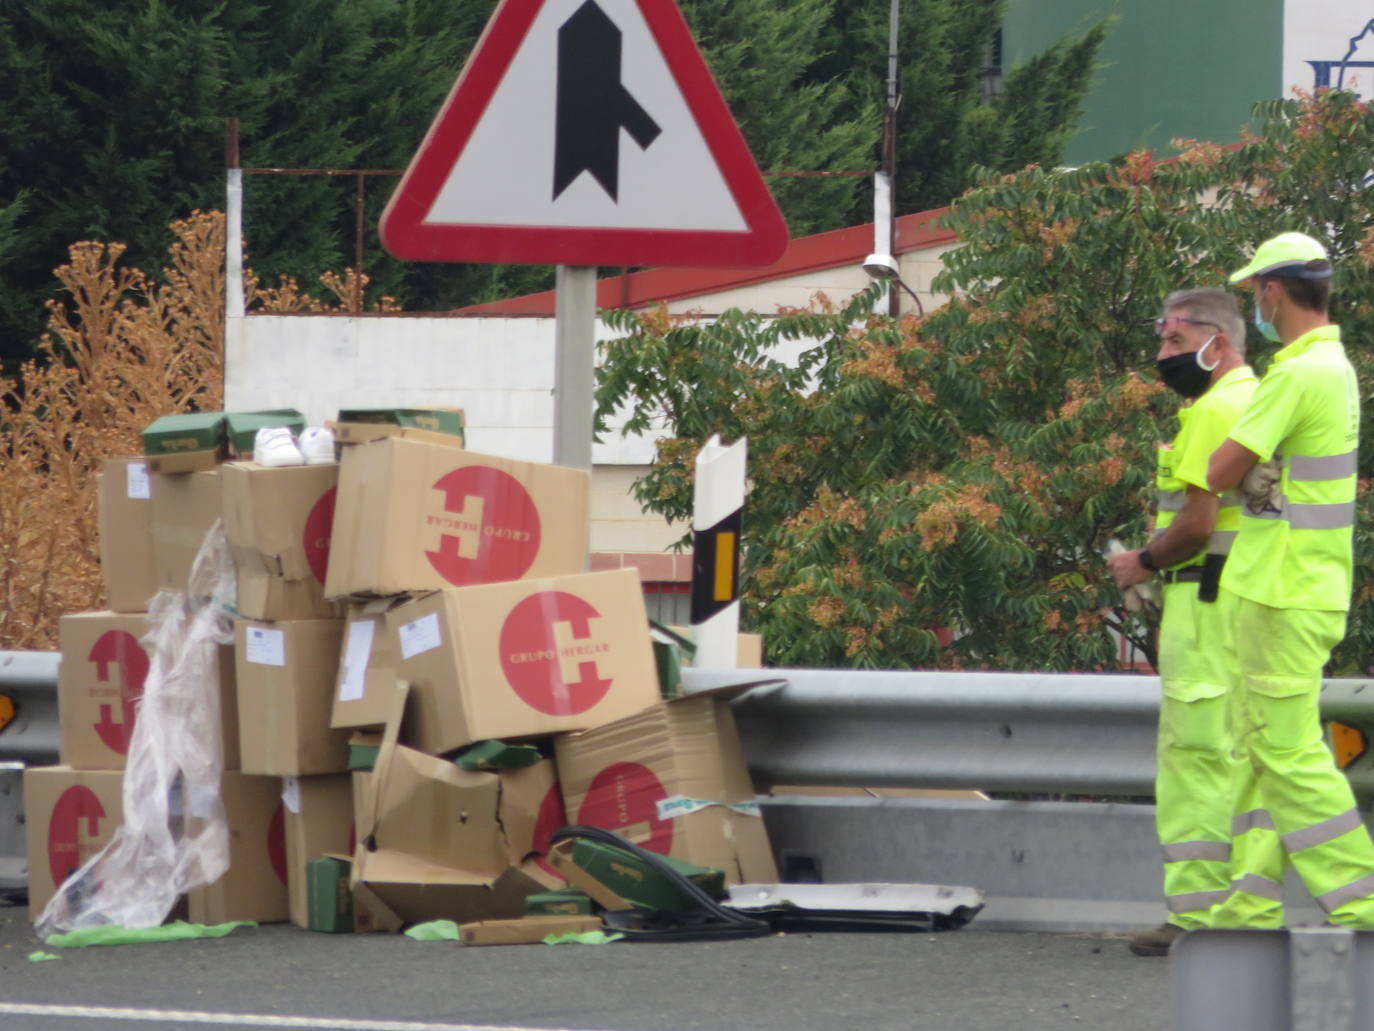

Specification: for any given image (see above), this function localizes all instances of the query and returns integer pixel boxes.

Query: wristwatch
[1138,548,1158,572]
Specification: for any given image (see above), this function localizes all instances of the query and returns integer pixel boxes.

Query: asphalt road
[0,900,1169,1031]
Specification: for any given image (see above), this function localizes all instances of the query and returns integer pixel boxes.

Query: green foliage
[596,90,1374,673]
[1,0,1099,366]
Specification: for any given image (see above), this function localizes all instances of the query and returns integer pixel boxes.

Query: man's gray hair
[1161,288,1247,357]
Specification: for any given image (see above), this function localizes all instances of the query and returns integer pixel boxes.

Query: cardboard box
[497,759,566,889]
[307,856,354,932]
[324,437,590,598]
[58,613,239,771]
[150,469,223,593]
[235,619,350,775]
[283,774,355,929]
[388,569,661,755]
[142,412,225,474]
[224,410,305,458]
[330,407,466,449]
[186,772,290,924]
[555,693,778,885]
[349,690,547,926]
[331,600,405,731]
[23,766,124,915]
[97,458,158,613]
[221,462,342,621]
[459,914,602,946]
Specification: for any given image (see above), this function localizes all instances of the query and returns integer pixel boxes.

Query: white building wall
[223,237,959,557]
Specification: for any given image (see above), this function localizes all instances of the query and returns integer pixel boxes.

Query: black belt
[1159,567,1204,584]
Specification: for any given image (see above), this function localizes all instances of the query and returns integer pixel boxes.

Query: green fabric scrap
[45,920,255,949]
[404,919,460,941]
[28,951,61,962]
[542,930,624,945]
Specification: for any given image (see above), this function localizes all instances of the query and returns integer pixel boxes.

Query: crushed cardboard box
[331,599,406,731]
[349,685,550,927]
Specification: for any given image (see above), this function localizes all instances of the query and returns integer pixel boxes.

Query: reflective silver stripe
[1157,490,1185,512]
[1232,809,1276,835]
[1167,888,1232,913]
[1247,498,1355,529]
[1282,808,1365,852]
[1288,450,1357,481]
[1207,529,1237,555]
[1162,840,1231,862]
[1316,872,1374,913]
[1289,501,1355,530]
[1230,873,1284,901]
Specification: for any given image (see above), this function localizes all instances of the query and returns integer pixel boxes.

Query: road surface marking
[0,1003,620,1031]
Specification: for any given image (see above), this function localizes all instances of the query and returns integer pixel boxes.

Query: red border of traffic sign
[379,0,790,269]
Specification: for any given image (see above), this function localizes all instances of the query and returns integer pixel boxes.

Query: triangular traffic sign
[380,0,789,268]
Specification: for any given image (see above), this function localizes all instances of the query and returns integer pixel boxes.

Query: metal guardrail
[0,650,60,765]
[685,667,1374,799]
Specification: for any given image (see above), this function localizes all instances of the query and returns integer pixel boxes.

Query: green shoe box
[524,889,596,916]
[306,856,354,933]
[568,838,726,911]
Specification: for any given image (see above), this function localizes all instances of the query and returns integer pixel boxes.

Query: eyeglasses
[1152,316,1220,337]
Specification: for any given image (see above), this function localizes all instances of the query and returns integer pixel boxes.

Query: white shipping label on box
[398,613,442,660]
[245,626,287,667]
[126,462,151,500]
[338,620,376,702]
[281,776,302,814]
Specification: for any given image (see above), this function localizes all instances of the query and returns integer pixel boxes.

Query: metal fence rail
[685,668,1374,799]
[0,651,59,765]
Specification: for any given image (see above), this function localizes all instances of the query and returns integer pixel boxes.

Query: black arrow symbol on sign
[553,0,662,202]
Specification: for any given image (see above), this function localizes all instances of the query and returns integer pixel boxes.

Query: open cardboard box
[555,685,779,884]
[348,683,552,929]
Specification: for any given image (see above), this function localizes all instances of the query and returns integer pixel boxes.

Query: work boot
[1128,922,1186,957]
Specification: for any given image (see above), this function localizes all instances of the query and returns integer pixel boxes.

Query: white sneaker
[253,426,304,467]
[298,426,336,465]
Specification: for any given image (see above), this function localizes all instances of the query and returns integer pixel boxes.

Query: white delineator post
[691,434,747,668]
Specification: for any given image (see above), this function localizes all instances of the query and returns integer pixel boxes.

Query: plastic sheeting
[36,522,238,937]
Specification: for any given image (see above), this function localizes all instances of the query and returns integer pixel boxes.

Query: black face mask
[1155,336,1217,399]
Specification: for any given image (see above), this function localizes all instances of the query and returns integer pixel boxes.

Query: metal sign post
[553,265,597,470]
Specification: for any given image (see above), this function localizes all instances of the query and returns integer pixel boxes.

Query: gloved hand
[1241,456,1282,515]
[1105,539,1161,617]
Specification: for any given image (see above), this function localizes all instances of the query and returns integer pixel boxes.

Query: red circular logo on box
[425,466,541,585]
[88,630,149,756]
[268,802,288,885]
[499,592,613,715]
[303,486,336,585]
[577,762,672,855]
[48,785,107,888]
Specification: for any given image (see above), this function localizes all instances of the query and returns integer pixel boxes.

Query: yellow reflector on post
[1330,721,1367,769]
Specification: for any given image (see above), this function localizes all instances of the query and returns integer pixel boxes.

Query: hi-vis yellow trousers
[1211,596,1374,928]
[1155,582,1241,927]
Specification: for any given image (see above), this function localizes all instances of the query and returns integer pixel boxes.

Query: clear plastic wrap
[36,521,238,936]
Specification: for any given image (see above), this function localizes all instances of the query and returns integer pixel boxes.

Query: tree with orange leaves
[596,89,1374,673]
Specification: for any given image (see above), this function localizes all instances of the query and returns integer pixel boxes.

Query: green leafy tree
[596,89,1374,673]
[807,0,1105,222]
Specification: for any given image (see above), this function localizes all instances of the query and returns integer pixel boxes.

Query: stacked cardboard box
[28,408,778,935]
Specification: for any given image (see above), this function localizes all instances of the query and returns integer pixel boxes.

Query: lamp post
[863,0,906,316]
